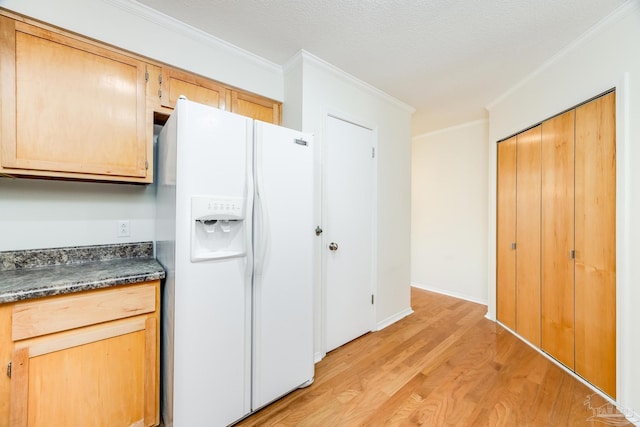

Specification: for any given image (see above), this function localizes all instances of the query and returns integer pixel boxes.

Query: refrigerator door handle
[254,135,269,277]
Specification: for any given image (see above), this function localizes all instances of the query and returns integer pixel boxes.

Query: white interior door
[324,115,375,353]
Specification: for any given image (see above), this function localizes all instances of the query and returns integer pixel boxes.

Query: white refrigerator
[155,98,314,426]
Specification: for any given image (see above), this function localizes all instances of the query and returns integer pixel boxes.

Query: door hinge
[372,147,375,158]
[570,249,575,259]
[371,294,374,305]
[6,361,11,378]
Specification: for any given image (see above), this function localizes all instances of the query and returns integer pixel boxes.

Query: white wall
[284,51,414,358]
[486,1,640,415]
[411,120,488,305]
[0,0,283,251]
[0,179,156,251]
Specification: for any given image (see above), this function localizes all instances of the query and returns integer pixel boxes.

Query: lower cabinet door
[9,317,156,427]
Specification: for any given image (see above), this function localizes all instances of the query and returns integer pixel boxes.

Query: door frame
[319,110,378,358]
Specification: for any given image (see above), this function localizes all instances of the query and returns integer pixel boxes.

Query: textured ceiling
[135,0,627,135]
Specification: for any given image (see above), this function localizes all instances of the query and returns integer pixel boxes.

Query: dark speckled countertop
[0,242,165,303]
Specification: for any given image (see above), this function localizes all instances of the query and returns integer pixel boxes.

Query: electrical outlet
[117,220,130,237]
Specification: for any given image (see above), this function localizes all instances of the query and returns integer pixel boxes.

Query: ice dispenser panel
[191,196,246,262]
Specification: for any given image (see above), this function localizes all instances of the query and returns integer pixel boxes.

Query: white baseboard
[411,282,488,306]
[375,307,414,331]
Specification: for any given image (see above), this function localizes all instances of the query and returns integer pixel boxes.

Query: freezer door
[252,121,315,409]
[165,99,255,426]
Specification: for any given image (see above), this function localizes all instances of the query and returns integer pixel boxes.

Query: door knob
[329,242,339,251]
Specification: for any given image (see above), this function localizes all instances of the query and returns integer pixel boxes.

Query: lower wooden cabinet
[1,281,160,427]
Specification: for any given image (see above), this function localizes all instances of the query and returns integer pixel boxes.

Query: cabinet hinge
[145,70,149,82]
[6,361,11,378]
[371,294,374,305]
[158,74,163,84]
[145,160,149,170]
[372,147,375,158]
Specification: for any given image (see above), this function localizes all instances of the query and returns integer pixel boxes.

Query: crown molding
[486,0,637,111]
[102,0,282,74]
[412,118,488,140]
[285,50,415,114]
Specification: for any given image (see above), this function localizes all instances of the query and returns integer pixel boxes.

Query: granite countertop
[0,242,165,303]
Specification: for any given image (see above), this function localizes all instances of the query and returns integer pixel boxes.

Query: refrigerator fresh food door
[164,99,254,427]
[252,120,315,409]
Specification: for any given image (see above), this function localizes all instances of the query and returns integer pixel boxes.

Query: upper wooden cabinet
[0,16,151,183]
[151,66,283,125]
[160,66,227,110]
[228,90,281,124]
[0,11,282,183]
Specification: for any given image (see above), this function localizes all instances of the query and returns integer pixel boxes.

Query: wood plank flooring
[236,287,629,426]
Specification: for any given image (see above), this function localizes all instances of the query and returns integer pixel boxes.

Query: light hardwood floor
[237,287,630,426]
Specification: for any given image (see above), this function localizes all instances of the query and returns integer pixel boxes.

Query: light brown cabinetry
[0,11,282,184]
[1,281,160,427]
[0,16,151,183]
[228,90,281,124]
[150,66,282,125]
[160,67,227,110]
[496,91,616,398]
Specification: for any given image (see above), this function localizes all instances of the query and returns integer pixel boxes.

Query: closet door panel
[496,136,517,330]
[575,92,616,398]
[515,126,541,346]
[541,110,575,369]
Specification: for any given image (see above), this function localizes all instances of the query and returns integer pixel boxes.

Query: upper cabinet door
[0,17,149,182]
[160,67,227,110]
[229,90,281,125]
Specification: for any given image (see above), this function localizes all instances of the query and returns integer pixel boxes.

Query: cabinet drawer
[12,283,157,340]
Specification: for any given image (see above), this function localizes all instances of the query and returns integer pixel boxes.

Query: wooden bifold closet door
[515,126,541,346]
[496,136,517,330]
[540,109,576,370]
[574,92,616,398]
[496,91,616,398]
